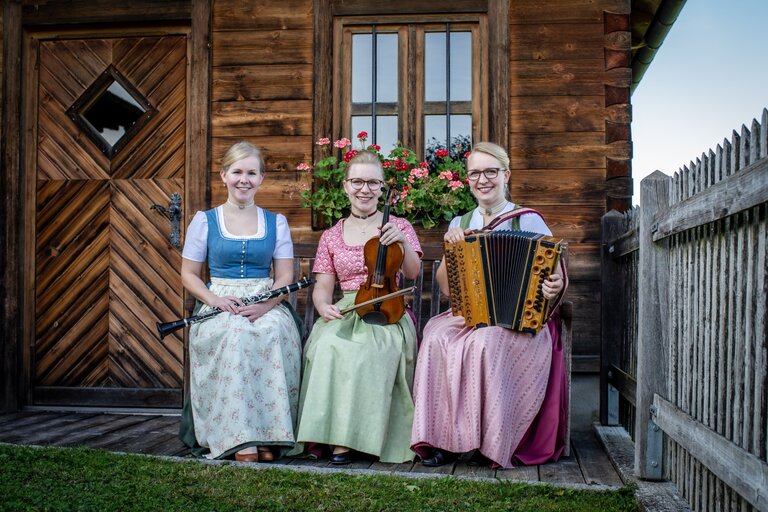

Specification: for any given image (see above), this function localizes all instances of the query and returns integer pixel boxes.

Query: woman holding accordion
[410,142,568,469]
[179,141,302,462]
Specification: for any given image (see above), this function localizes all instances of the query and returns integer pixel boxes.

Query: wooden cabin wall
[209,0,633,371]
[508,0,632,369]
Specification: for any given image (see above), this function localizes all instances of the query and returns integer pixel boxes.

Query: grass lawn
[0,445,638,511]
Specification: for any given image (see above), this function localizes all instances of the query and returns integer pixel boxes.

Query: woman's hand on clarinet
[238,302,272,323]
[542,273,564,300]
[378,222,407,247]
[317,302,343,322]
[209,295,242,314]
[443,227,471,244]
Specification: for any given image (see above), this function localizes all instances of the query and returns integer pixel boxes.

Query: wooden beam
[21,0,191,25]
[652,157,768,241]
[635,171,671,480]
[1,0,22,412]
[33,386,181,408]
[331,0,487,16]
[600,210,625,424]
[653,394,768,510]
[607,226,638,258]
[608,364,636,406]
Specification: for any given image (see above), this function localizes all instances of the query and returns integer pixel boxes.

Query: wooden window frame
[313,0,508,158]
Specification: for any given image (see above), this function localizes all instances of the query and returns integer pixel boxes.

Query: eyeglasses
[345,178,385,191]
[466,168,505,181]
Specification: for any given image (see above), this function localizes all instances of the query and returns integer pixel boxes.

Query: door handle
[150,192,183,248]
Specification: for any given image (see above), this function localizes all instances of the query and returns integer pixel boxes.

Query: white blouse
[448,202,552,235]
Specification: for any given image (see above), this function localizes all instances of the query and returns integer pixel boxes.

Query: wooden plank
[495,464,539,482]
[601,210,625,424]
[32,387,181,408]
[368,461,416,473]
[22,1,191,24]
[487,0,508,147]
[634,171,671,480]
[453,461,495,480]
[0,412,61,435]
[539,456,585,484]
[212,64,313,102]
[0,413,100,444]
[509,132,631,169]
[607,226,639,259]
[510,60,631,96]
[608,365,636,407]
[57,414,153,446]
[213,0,312,31]
[653,157,768,241]
[653,394,768,511]
[83,415,167,450]
[102,416,180,453]
[509,0,629,24]
[509,23,604,61]
[570,430,623,486]
[510,168,606,205]
[511,95,607,133]
[331,0,487,15]
[211,100,313,137]
[212,29,312,67]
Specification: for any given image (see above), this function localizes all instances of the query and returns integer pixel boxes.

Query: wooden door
[31,35,188,408]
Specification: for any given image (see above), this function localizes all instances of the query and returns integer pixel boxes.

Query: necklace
[349,213,379,233]
[227,199,256,210]
[482,199,509,217]
[350,210,376,220]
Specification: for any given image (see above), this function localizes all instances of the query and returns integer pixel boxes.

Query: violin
[353,188,405,325]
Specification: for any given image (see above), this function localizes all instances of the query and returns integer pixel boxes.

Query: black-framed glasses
[466,168,504,181]
[345,178,385,191]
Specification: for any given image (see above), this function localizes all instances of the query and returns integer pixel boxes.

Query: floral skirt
[188,277,302,459]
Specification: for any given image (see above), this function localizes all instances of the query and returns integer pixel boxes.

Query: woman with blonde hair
[410,141,568,469]
[179,141,302,462]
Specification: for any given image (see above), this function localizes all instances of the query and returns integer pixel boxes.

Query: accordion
[444,230,563,334]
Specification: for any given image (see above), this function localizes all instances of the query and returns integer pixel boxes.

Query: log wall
[209,0,633,368]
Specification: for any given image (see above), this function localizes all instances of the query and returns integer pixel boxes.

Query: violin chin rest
[361,311,388,325]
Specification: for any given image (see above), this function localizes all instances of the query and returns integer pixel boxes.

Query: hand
[542,273,564,300]
[378,222,407,247]
[443,227,470,244]
[238,302,273,322]
[317,302,343,321]
[209,295,242,314]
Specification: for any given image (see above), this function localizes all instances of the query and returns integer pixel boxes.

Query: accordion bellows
[444,230,563,334]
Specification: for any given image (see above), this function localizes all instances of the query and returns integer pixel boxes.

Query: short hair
[221,141,264,174]
[346,150,384,179]
[469,142,510,170]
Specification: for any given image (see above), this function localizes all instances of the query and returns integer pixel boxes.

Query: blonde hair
[469,141,510,169]
[221,141,264,174]
[346,150,384,179]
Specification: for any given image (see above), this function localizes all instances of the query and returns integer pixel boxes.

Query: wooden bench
[288,242,573,456]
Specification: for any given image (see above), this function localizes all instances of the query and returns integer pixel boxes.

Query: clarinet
[156,277,315,339]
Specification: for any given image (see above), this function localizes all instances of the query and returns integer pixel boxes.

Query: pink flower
[438,171,453,180]
[296,163,310,171]
[408,175,415,184]
[406,201,414,209]
[402,150,410,157]
[449,180,464,191]
[343,149,359,162]
[334,138,351,149]
[316,137,330,146]
[357,131,368,141]
[419,161,429,168]
[383,161,392,169]
[463,151,471,159]
[436,149,449,159]
[367,144,381,151]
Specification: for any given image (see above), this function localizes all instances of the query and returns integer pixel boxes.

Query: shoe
[467,450,491,467]
[235,451,259,463]
[330,450,353,465]
[257,448,274,462]
[421,449,456,467]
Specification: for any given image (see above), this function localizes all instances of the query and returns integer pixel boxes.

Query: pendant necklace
[227,199,256,210]
[483,199,509,217]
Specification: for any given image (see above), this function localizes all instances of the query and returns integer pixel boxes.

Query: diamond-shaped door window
[66,65,156,158]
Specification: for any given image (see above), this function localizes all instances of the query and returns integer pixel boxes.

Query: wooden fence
[601,108,768,511]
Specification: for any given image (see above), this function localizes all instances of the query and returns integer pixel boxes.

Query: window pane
[450,115,472,156]
[352,34,372,103]
[424,32,446,102]
[351,116,373,143]
[450,32,472,101]
[376,116,398,156]
[424,115,447,150]
[82,80,146,147]
[376,33,398,103]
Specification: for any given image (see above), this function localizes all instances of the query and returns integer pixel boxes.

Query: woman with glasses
[410,142,568,469]
[292,150,423,465]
